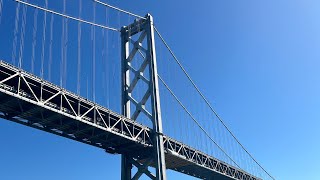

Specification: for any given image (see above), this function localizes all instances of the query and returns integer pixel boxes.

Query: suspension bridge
[0,0,274,179]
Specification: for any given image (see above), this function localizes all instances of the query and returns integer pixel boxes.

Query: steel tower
[121,14,167,180]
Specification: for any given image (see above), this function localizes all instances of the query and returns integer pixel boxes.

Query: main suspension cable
[158,75,240,168]
[7,0,273,178]
[154,27,275,180]
[94,0,146,20]
[14,0,119,32]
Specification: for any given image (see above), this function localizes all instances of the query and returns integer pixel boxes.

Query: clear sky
[1,0,320,180]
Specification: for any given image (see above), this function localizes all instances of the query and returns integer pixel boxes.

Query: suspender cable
[31,8,38,73]
[77,0,82,95]
[101,7,108,107]
[154,27,275,180]
[40,0,47,78]
[92,2,96,102]
[60,0,68,88]
[105,7,110,108]
[0,0,3,25]
[158,75,241,168]
[63,1,68,88]
[12,2,20,66]
[86,77,89,99]
[48,14,54,81]
[15,0,119,32]
[60,0,65,87]
[101,27,105,105]
[18,2,27,69]
[94,0,145,20]
[117,11,121,112]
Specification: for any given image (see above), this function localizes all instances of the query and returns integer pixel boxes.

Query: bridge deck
[0,60,259,180]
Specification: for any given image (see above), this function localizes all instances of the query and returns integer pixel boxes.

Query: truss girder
[0,60,260,180]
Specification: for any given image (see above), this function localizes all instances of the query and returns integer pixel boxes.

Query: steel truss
[119,14,261,180]
[0,1,265,179]
[0,61,154,154]
[121,14,167,180]
[0,60,260,180]
[0,58,260,180]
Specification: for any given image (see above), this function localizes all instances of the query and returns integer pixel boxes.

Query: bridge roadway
[0,60,259,180]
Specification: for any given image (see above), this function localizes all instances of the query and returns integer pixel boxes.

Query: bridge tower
[121,14,167,180]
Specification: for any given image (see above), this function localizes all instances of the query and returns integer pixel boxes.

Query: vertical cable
[64,7,68,89]
[61,0,68,88]
[186,101,190,147]
[0,0,3,25]
[105,7,109,108]
[111,30,115,109]
[60,0,65,87]
[31,8,38,73]
[18,3,27,69]
[92,2,96,102]
[12,2,20,66]
[48,14,54,81]
[77,0,82,95]
[40,0,48,78]
[101,7,107,106]
[202,103,207,154]
[117,11,120,112]
[200,121,203,151]
[211,111,215,156]
[86,77,89,99]
[101,27,105,106]
[205,105,209,155]
[210,122,214,156]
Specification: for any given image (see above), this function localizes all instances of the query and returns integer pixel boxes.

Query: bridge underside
[0,60,259,180]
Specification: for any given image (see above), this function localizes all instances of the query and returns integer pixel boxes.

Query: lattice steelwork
[0,1,265,179]
[121,14,167,180]
[0,59,260,180]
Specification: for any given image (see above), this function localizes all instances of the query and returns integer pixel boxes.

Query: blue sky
[1,0,320,179]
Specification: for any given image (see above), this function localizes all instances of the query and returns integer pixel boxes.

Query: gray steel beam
[121,18,133,180]
[120,14,167,180]
[145,14,166,180]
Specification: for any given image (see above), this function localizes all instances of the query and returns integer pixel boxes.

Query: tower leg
[121,155,132,180]
[120,14,166,180]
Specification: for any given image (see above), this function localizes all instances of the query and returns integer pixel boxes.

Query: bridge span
[0,61,259,180]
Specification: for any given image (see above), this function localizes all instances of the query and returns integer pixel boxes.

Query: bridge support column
[121,14,167,180]
[121,155,132,180]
